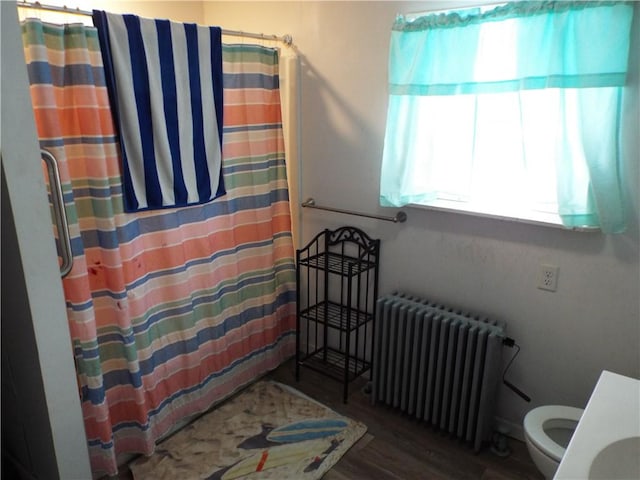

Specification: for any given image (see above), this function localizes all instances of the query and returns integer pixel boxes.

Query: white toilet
[523,405,584,479]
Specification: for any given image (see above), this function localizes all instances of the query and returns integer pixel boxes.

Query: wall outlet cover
[538,264,559,292]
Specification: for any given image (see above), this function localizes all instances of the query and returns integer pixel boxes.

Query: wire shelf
[299,347,371,383]
[299,252,375,277]
[299,301,372,332]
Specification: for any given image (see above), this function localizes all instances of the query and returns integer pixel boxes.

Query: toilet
[523,405,584,479]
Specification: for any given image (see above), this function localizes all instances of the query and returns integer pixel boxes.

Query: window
[380,1,634,233]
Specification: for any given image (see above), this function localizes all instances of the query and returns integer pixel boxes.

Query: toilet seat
[524,405,584,461]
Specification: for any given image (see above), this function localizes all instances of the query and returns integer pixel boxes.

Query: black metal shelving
[295,226,380,402]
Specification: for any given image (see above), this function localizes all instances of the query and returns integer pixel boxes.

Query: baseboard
[494,416,525,442]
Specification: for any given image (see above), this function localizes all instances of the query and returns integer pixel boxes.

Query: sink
[588,436,640,479]
[554,371,640,480]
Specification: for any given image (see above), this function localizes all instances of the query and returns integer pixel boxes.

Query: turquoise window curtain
[380,1,634,232]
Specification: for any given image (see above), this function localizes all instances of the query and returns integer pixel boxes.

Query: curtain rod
[16,1,293,45]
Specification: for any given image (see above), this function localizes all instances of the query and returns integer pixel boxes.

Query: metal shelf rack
[295,226,380,402]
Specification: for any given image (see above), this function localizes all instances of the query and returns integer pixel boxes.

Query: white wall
[204,1,640,434]
[17,0,205,24]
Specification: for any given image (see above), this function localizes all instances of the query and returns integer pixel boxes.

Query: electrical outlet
[538,264,559,292]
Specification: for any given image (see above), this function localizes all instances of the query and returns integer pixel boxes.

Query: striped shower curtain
[21,19,296,477]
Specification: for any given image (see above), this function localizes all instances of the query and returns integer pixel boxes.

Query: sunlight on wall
[17,0,204,24]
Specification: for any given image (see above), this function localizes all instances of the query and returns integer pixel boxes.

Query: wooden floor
[118,359,544,479]
[268,360,544,480]
[118,361,544,480]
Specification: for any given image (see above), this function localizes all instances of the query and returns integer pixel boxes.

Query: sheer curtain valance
[390,1,632,94]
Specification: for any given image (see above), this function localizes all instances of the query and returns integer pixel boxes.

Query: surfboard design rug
[130,381,367,479]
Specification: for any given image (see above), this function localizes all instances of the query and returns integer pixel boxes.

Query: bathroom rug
[130,380,367,479]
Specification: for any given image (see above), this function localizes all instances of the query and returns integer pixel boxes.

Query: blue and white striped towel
[93,11,225,212]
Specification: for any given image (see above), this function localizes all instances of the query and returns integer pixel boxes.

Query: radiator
[371,293,505,452]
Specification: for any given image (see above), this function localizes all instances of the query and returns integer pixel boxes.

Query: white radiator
[371,293,505,452]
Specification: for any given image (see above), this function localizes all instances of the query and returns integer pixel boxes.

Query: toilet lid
[524,405,584,461]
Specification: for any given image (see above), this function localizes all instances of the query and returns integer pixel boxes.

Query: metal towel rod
[301,198,407,223]
[41,149,73,278]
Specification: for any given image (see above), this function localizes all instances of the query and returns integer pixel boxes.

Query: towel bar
[301,198,407,223]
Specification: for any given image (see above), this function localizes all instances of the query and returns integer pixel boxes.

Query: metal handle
[41,149,73,278]
[301,197,407,223]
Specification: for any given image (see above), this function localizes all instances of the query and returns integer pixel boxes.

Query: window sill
[409,199,600,232]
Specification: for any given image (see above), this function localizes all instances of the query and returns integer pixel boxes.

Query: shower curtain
[21,18,296,477]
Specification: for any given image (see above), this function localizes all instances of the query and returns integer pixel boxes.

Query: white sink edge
[554,370,640,480]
